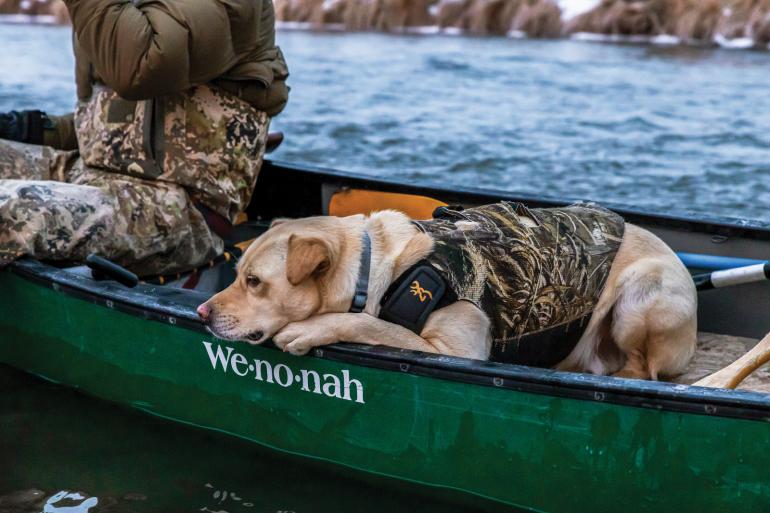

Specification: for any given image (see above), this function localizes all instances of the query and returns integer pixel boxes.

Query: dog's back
[413,201,625,365]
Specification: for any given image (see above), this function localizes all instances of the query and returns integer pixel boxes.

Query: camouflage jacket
[75,85,269,223]
[414,202,625,366]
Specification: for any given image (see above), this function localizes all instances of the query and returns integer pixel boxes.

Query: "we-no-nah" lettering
[203,341,365,404]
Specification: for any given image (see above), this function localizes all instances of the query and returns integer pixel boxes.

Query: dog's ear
[286,234,335,285]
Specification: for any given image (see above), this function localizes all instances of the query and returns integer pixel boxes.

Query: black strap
[379,260,454,333]
[490,315,590,367]
[349,231,371,313]
[432,204,466,220]
[193,201,234,240]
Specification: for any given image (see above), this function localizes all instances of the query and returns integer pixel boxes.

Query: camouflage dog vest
[409,202,625,367]
[74,85,269,223]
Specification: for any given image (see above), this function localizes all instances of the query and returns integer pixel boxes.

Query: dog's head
[197,216,356,344]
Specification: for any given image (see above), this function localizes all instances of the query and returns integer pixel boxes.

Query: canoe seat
[328,189,447,220]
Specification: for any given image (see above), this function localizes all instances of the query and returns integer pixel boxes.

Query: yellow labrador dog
[198,205,697,380]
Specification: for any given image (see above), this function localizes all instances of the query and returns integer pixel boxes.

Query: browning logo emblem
[410,281,433,302]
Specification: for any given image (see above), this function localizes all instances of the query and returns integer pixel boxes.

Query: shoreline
[274,20,770,51]
[2,0,770,53]
[0,13,57,25]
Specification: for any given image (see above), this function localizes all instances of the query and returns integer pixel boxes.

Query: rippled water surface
[3,24,770,221]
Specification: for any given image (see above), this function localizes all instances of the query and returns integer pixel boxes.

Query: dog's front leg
[273,313,441,356]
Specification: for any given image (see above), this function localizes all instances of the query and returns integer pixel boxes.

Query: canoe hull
[3,266,770,512]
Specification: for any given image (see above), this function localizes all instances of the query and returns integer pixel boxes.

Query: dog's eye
[246,275,261,288]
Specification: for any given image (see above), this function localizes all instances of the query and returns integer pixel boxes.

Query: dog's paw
[284,339,314,356]
[273,319,338,356]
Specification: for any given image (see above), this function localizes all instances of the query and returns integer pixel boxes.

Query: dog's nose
[197,303,211,322]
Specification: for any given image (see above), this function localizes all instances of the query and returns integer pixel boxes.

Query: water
[3,24,770,222]
[2,22,770,511]
[270,31,770,222]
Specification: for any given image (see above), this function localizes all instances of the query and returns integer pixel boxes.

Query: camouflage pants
[0,139,223,276]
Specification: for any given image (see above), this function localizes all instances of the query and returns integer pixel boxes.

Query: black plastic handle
[86,254,139,288]
[266,131,284,154]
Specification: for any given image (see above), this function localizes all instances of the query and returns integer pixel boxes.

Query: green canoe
[3,160,770,512]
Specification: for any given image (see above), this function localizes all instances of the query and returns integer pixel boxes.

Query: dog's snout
[197,303,212,322]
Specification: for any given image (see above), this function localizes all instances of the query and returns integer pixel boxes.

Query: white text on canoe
[202,341,365,403]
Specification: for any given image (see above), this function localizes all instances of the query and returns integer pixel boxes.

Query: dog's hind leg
[610,286,651,380]
[610,258,697,381]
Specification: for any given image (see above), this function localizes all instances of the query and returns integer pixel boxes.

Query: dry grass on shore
[0,0,68,23]
[275,0,770,44]
[275,0,435,30]
[276,0,564,37]
[2,0,769,46]
[433,0,562,37]
[566,0,770,44]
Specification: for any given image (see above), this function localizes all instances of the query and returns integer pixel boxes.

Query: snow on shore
[557,0,600,21]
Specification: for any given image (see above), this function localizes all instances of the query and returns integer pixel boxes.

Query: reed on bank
[2,0,770,47]
[275,0,770,45]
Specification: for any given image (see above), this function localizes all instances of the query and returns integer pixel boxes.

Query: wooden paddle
[695,331,770,389]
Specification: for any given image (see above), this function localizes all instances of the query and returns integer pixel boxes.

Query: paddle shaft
[693,262,770,291]
[694,331,770,389]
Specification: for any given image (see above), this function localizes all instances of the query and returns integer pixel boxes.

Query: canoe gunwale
[9,258,770,423]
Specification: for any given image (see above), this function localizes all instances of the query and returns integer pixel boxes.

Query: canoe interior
[250,160,770,392]
[251,160,770,341]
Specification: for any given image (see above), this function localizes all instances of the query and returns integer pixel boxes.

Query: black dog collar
[349,231,371,313]
[348,229,451,335]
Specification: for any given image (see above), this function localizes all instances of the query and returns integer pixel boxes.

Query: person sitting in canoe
[0,0,289,276]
